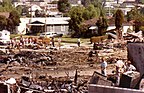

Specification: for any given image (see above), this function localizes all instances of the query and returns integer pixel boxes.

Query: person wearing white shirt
[126,61,136,71]
[101,57,108,76]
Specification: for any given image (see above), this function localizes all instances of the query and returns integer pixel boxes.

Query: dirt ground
[0,40,127,83]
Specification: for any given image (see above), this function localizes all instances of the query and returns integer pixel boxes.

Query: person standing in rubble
[77,38,81,47]
[88,50,93,61]
[51,37,55,47]
[10,38,14,48]
[58,37,61,49]
[93,42,97,50]
[101,57,108,76]
[20,35,24,48]
[115,58,125,86]
[125,60,136,71]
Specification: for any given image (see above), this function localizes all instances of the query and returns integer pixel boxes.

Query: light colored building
[17,17,70,35]
[28,4,43,17]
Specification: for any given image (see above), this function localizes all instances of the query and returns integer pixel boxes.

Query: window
[50,25,54,32]
[61,25,65,31]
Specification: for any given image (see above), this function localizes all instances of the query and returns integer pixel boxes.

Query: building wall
[46,24,69,35]
[17,17,70,35]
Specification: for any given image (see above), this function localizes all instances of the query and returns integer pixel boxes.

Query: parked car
[39,32,63,38]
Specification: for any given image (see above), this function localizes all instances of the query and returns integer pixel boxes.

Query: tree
[127,8,138,22]
[68,6,85,37]
[58,0,70,13]
[82,0,105,19]
[83,4,100,20]
[0,15,7,30]
[67,0,105,37]
[0,0,21,33]
[1,0,14,12]
[114,9,124,40]
[96,16,108,36]
[7,18,14,31]
[16,5,23,15]
[127,7,144,32]
[7,10,20,33]
[81,0,91,7]
[82,0,103,8]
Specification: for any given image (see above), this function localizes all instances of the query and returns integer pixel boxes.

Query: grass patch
[56,37,90,43]
[10,34,90,43]
[10,34,22,39]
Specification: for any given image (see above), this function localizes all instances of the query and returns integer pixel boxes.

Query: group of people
[100,57,136,85]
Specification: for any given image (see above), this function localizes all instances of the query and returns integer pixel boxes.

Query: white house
[17,17,71,35]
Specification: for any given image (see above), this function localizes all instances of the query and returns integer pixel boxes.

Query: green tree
[82,0,103,8]
[83,4,100,20]
[0,15,7,30]
[0,0,21,33]
[82,0,91,7]
[127,8,138,22]
[7,10,20,33]
[68,6,85,37]
[58,0,70,13]
[127,7,144,32]
[16,5,23,15]
[114,9,124,40]
[96,16,108,36]
[81,0,106,18]
[1,0,14,12]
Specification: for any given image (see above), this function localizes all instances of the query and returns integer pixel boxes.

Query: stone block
[119,71,140,88]
[89,71,112,86]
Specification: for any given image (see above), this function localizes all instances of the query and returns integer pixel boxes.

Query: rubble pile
[17,75,89,93]
[13,51,55,66]
[0,39,131,93]
[0,50,6,55]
